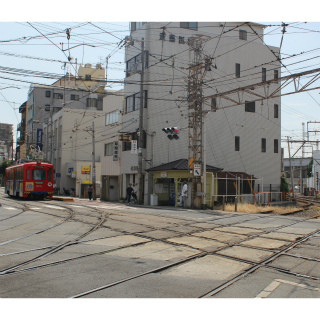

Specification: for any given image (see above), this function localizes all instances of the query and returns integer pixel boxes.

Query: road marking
[43,205,65,210]
[71,204,137,210]
[3,207,18,210]
[256,279,320,298]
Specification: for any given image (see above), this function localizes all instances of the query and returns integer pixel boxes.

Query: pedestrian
[182,182,188,208]
[126,183,133,203]
[88,184,93,201]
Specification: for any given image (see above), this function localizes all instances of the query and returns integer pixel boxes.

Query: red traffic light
[162,127,179,139]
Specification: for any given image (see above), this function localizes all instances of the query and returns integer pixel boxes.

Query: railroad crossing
[0,188,320,299]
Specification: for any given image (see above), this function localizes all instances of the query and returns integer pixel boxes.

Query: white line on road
[43,205,65,210]
[256,279,320,298]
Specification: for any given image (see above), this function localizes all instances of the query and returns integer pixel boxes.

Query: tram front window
[32,170,46,181]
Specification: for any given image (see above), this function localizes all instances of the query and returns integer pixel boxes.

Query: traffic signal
[162,127,179,140]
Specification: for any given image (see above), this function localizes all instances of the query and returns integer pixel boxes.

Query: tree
[280,176,289,192]
[307,159,313,178]
[0,160,14,177]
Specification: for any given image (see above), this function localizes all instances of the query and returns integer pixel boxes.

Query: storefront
[147,159,222,208]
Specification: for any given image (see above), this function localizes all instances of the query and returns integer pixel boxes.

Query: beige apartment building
[43,108,104,197]
[42,89,123,198]
[122,22,282,205]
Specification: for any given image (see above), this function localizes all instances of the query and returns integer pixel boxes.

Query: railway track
[1,193,320,298]
[0,196,111,275]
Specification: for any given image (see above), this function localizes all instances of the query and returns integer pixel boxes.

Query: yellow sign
[189,157,194,169]
[82,166,90,174]
[25,182,34,191]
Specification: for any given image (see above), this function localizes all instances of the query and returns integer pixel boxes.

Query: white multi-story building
[122,22,282,204]
[101,90,123,201]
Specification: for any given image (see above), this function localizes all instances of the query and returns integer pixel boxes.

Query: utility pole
[91,121,96,200]
[300,122,305,194]
[187,36,211,208]
[138,38,144,204]
[287,136,295,200]
[50,108,53,165]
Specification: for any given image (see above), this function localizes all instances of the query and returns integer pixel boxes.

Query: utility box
[150,194,158,206]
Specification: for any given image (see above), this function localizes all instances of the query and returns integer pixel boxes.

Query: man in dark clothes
[88,184,93,200]
[126,183,133,203]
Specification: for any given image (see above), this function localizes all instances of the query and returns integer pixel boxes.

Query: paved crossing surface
[0,194,320,301]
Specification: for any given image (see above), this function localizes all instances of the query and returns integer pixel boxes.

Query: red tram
[5,161,53,199]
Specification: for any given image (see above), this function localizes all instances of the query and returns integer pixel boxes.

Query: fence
[211,176,285,206]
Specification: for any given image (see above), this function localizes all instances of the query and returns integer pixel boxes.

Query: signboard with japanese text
[131,140,137,154]
[194,164,201,176]
[82,166,90,174]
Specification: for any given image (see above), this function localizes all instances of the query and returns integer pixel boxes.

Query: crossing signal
[162,127,179,140]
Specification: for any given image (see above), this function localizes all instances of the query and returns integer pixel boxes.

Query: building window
[245,101,255,113]
[235,136,240,151]
[104,142,113,156]
[122,131,147,151]
[53,93,63,99]
[274,139,279,153]
[211,97,217,111]
[235,63,240,78]
[85,74,91,80]
[125,95,134,113]
[179,36,185,44]
[169,34,175,42]
[160,32,165,40]
[180,22,198,31]
[126,51,149,77]
[239,29,247,40]
[87,98,97,108]
[131,22,146,32]
[274,69,279,81]
[274,104,279,118]
[262,68,267,82]
[45,90,51,98]
[71,94,79,101]
[261,138,266,153]
[106,110,119,125]
[125,91,148,114]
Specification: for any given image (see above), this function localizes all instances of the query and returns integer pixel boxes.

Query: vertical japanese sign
[36,128,43,151]
[131,140,137,154]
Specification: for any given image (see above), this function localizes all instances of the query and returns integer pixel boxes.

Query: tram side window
[33,170,45,181]
[26,169,31,180]
[18,168,22,180]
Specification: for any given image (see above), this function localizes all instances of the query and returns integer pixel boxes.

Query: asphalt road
[1,190,320,300]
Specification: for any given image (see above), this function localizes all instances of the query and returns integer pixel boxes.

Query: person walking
[182,182,188,208]
[126,183,134,203]
[88,184,93,201]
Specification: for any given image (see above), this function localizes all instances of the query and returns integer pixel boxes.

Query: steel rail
[199,228,320,297]
[1,201,314,275]
[0,204,110,275]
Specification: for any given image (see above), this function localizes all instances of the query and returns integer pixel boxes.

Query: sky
[1,1,320,159]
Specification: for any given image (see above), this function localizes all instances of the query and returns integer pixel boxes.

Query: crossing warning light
[162,127,179,140]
